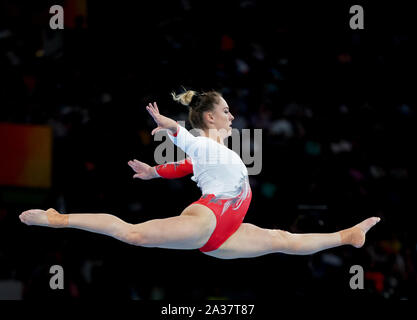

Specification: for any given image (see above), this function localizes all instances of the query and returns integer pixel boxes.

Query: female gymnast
[19,90,380,259]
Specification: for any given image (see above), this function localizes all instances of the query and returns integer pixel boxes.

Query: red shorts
[194,187,252,252]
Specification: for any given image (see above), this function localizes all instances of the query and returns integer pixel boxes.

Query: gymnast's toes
[19,209,49,227]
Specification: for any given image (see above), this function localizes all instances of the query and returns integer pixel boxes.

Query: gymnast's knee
[118,225,147,246]
[268,229,293,252]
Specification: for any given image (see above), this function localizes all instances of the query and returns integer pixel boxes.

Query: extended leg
[19,205,216,250]
[204,217,380,259]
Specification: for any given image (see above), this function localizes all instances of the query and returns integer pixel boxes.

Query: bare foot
[341,217,381,248]
[19,208,68,228]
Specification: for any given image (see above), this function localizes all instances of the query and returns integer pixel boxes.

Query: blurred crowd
[0,0,416,299]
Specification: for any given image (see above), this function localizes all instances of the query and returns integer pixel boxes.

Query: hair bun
[189,93,200,108]
[171,90,198,107]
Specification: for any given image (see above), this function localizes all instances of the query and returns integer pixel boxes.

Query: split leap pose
[19,90,380,259]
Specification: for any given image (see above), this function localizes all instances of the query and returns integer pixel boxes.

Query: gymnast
[19,90,380,259]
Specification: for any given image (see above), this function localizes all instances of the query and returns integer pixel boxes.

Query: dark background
[0,0,416,300]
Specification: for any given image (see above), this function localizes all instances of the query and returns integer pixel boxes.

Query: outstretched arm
[144,101,199,177]
[146,102,178,136]
[128,158,193,180]
[154,158,193,179]
[146,101,200,155]
[128,159,159,180]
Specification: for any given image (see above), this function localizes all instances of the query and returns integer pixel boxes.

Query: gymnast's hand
[128,159,159,180]
[146,102,178,136]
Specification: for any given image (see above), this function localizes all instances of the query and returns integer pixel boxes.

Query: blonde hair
[171,90,198,106]
[171,89,222,129]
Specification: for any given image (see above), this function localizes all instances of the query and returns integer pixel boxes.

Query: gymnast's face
[207,96,234,137]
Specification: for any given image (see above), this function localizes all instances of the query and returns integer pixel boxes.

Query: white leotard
[168,125,250,198]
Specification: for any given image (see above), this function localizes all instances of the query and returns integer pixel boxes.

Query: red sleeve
[170,125,179,137]
[154,158,193,179]
[168,124,179,137]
